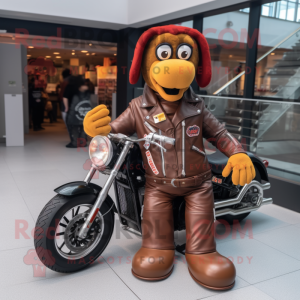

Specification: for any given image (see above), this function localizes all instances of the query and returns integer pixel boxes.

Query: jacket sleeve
[202,106,245,157]
[110,102,136,136]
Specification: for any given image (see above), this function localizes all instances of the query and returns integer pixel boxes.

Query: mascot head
[129,25,212,101]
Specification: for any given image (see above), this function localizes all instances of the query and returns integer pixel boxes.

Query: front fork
[77,141,133,239]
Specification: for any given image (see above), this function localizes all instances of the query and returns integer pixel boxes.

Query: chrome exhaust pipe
[215,181,270,209]
[215,197,273,217]
[214,180,273,217]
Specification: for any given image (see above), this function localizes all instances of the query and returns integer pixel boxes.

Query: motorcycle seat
[207,150,228,175]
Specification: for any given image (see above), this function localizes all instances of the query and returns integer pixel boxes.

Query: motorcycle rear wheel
[34,193,114,273]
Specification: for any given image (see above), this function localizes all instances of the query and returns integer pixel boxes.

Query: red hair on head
[129,25,212,87]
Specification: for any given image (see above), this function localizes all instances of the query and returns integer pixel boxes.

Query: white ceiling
[0,0,249,30]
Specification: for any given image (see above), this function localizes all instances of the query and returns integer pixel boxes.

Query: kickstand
[175,243,186,255]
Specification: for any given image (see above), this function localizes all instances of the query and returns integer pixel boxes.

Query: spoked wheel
[34,193,115,273]
[55,205,104,260]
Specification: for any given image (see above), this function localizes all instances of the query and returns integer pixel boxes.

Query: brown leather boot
[132,206,175,281]
[132,247,175,280]
[186,252,236,290]
[184,185,236,290]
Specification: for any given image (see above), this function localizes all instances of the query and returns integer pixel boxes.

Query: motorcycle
[34,132,272,272]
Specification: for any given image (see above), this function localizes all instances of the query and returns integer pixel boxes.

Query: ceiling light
[72,53,75,55]
[271,52,275,55]
[45,56,51,58]
[28,46,34,48]
[89,43,92,46]
[81,50,88,53]
[53,52,60,54]
[56,56,61,58]
[27,54,31,57]
[91,53,95,55]
[229,55,233,58]
[72,49,75,51]
[86,53,90,56]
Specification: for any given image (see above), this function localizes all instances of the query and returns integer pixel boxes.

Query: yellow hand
[222,153,256,186]
[83,105,111,137]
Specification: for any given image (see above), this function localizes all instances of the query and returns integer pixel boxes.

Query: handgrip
[152,133,175,145]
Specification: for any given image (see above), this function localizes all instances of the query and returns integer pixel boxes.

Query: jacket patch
[143,134,150,150]
[153,112,166,124]
[186,125,200,137]
[145,150,159,175]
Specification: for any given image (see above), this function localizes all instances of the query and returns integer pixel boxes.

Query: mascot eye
[176,44,192,60]
[156,44,173,60]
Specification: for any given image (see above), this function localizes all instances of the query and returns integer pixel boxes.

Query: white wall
[0,43,28,143]
[0,0,128,29]
[0,0,248,29]
[128,0,249,27]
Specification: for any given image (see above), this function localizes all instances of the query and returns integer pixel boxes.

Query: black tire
[218,165,261,225]
[34,193,114,273]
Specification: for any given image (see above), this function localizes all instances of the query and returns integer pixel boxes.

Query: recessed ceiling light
[28,46,34,48]
[229,55,233,58]
[86,53,90,56]
[89,43,92,46]
[91,53,95,55]
[72,53,75,55]
[81,50,88,53]
[56,56,61,58]
[27,54,31,57]
[114,53,117,56]
[45,56,51,58]
[271,52,275,55]
[53,52,60,54]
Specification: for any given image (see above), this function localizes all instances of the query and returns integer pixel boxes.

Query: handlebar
[108,132,175,152]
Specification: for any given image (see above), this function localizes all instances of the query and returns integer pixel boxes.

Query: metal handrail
[200,94,300,105]
[213,26,300,95]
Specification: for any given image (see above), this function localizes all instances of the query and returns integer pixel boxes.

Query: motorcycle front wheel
[34,193,115,273]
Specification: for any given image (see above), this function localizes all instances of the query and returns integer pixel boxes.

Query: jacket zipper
[159,129,166,177]
[226,132,238,146]
[182,120,186,177]
[144,121,156,133]
[192,145,206,156]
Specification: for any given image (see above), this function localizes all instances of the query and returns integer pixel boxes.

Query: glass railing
[202,95,300,183]
[214,26,300,100]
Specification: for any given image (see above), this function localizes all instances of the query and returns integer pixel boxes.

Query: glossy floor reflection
[1,120,300,300]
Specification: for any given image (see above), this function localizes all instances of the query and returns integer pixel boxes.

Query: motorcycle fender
[54,181,117,213]
[246,152,269,182]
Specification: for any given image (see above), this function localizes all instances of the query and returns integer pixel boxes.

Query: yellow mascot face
[141,33,199,102]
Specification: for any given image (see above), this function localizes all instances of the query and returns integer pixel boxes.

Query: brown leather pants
[142,177,216,254]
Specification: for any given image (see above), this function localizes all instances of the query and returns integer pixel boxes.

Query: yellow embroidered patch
[153,112,166,123]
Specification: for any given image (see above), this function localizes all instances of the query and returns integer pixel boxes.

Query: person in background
[84,78,95,94]
[57,68,71,124]
[234,63,242,95]
[63,76,91,148]
[29,77,45,131]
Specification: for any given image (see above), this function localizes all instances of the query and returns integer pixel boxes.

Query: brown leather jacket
[110,84,245,179]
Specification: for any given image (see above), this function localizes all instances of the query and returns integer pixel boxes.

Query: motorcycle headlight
[89,136,113,169]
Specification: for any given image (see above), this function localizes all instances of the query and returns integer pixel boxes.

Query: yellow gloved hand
[83,105,111,137]
[222,153,256,186]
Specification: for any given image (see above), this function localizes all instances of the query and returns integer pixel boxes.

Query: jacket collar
[141,84,202,132]
[140,84,158,108]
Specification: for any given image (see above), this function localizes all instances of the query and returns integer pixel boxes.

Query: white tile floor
[1,120,300,300]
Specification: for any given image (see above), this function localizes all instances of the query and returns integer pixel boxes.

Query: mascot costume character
[83,25,256,290]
